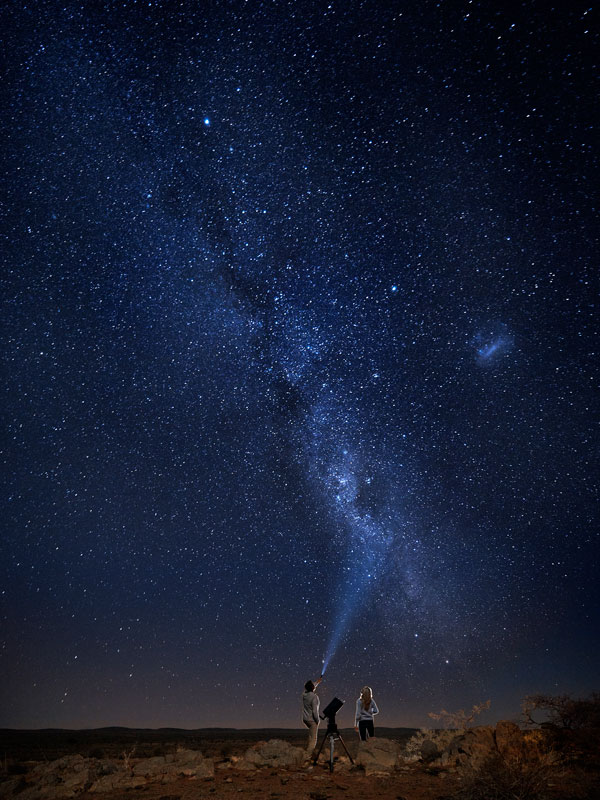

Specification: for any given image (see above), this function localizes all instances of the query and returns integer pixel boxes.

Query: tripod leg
[337,733,355,764]
[329,735,334,772]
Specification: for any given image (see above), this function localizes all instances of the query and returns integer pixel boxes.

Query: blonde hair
[360,685,372,710]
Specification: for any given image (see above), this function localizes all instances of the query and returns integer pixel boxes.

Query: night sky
[2,0,598,730]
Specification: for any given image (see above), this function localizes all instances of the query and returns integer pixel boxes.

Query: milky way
[1,1,598,729]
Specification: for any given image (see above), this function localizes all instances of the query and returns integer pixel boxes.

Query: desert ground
[0,727,454,800]
[1,724,598,800]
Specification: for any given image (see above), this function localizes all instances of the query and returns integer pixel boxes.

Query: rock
[0,755,99,799]
[420,739,440,762]
[439,726,496,770]
[242,740,304,769]
[0,752,209,798]
[0,777,27,797]
[95,761,118,777]
[355,737,401,775]
[132,755,169,777]
[132,748,213,782]
[438,735,462,766]
[88,772,144,793]
[495,720,524,758]
[232,758,257,771]
[435,721,528,771]
[180,749,207,771]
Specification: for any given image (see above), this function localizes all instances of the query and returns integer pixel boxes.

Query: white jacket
[302,691,320,724]
[355,698,379,724]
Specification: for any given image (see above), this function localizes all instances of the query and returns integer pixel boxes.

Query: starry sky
[1,0,598,730]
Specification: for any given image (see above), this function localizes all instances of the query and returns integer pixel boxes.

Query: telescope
[314,696,354,772]
[320,696,344,723]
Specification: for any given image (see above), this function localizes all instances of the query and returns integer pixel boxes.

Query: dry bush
[402,727,463,761]
[453,751,559,800]
[522,693,600,769]
[554,765,600,799]
[403,699,491,762]
[120,745,137,770]
[522,693,600,730]
[429,700,491,729]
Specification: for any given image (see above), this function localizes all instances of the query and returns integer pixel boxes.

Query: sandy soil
[78,761,459,800]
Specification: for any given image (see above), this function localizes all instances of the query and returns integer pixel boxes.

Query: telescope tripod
[313,722,354,773]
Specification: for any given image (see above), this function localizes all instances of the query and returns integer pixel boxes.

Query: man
[301,675,323,760]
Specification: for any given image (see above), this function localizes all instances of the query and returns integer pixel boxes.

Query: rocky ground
[1,723,598,800]
[0,752,459,800]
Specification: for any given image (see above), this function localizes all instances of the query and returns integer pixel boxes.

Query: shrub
[402,728,463,761]
[522,693,600,768]
[429,700,491,729]
[453,751,559,800]
[522,693,600,730]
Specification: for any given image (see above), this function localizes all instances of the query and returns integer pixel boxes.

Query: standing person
[301,675,323,759]
[354,685,379,741]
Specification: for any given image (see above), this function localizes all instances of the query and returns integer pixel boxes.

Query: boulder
[495,720,524,759]
[170,747,214,779]
[242,739,304,769]
[86,760,144,793]
[2,755,95,799]
[438,735,462,766]
[420,739,440,762]
[87,771,143,793]
[132,755,168,778]
[438,726,496,770]
[0,777,27,798]
[0,749,215,798]
[355,738,402,775]
[232,758,257,771]
[132,748,213,782]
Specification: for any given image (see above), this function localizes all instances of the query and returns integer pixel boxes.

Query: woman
[354,685,379,741]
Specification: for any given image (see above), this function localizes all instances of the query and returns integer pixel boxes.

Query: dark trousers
[358,720,374,741]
